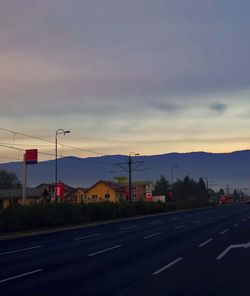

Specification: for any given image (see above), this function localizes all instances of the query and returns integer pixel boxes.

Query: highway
[1,203,250,295]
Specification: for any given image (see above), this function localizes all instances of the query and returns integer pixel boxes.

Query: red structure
[55,182,65,202]
[25,149,38,165]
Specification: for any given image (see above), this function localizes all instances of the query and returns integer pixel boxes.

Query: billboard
[55,182,65,202]
[25,149,38,165]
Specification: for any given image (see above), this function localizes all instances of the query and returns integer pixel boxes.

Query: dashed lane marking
[198,238,213,248]
[88,245,122,257]
[74,233,102,241]
[143,232,162,239]
[175,225,186,229]
[0,269,43,283]
[0,246,43,256]
[120,225,137,231]
[152,257,183,275]
[220,229,229,235]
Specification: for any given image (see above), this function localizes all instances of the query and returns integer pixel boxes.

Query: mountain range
[0,150,250,193]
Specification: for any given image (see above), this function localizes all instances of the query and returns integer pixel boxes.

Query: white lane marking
[143,232,162,239]
[194,220,201,224]
[74,233,102,241]
[0,245,43,256]
[217,242,250,260]
[233,223,239,227]
[0,269,43,283]
[152,257,183,275]
[149,220,162,225]
[242,219,246,222]
[220,229,229,235]
[120,225,137,231]
[198,238,213,248]
[88,245,122,257]
[248,216,250,219]
[175,225,186,229]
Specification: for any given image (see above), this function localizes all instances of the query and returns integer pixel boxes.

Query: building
[119,180,154,201]
[36,183,75,202]
[85,180,125,203]
[0,188,48,209]
[64,187,88,203]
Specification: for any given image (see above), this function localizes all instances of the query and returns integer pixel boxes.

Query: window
[92,195,98,200]
[132,193,137,200]
[104,194,110,199]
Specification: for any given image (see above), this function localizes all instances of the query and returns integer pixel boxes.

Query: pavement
[0,203,250,296]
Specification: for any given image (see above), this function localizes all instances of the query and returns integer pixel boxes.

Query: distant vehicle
[219,195,230,205]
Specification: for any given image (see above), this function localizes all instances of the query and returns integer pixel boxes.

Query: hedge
[0,201,177,233]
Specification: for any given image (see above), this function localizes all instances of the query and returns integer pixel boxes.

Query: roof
[0,188,45,199]
[36,183,75,193]
[87,180,124,193]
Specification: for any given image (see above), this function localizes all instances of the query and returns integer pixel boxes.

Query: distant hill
[0,150,250,192]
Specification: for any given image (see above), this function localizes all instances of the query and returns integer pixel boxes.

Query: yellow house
[85,181,125,203]
[0,188,46,209]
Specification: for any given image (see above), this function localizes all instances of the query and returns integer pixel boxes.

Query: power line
[0,127,110,156]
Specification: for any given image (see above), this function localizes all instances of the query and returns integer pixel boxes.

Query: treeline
[154,175,212,209]
[0,201,176,233]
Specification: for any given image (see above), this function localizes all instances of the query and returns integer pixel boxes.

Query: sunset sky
[0,0,250,162]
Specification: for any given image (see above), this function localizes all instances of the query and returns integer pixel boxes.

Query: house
[118,180,154,201]
[0,188,48,209]
[64,187,88,204]
[85,180,125,203]
[36,183,75,202]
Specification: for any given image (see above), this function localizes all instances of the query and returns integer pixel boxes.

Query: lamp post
[55,129,70,199]
[128,152,139,202]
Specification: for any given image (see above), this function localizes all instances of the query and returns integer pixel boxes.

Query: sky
[0,0,250,162]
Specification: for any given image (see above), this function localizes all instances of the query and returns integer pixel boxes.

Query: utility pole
[171,165,179,186]
[115,152,144,202]
[128,154,132,203]
[22,153,27,204]
[206,177,209,191]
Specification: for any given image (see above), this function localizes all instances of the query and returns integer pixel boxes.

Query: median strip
[88,245,122,257]
[143,232,162,239]
[0,245,43,256]
[152,257,183,275]
[0,269,43,283]
[74,233,102,241]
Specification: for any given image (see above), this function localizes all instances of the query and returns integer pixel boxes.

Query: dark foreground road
[1,204,250,296]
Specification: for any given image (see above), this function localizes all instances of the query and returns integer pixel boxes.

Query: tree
[153,175,171,196]
[198,178,209,203]
[0,169,22,190]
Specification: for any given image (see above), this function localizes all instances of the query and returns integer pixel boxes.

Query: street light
[55,129,70,199]
[128,152,139,202]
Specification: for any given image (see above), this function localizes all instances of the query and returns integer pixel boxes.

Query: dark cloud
[149,101,182,113]
[209,102,227,114]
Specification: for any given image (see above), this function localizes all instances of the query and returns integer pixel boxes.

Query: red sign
[55,182,65,202]
[25,149,38,165]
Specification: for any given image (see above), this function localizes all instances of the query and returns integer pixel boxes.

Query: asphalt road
[1,204,250,296]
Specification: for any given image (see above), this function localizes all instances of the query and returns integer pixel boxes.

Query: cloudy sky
[0,0,250,161]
